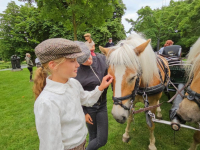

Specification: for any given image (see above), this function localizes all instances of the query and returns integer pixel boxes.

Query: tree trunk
[72,11,77,41]
[72,0,77,41]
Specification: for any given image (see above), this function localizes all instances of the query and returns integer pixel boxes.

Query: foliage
[0,0,126,61]
[126,0,200,53]
[35,0,118,40]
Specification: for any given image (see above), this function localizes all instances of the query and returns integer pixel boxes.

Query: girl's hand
[85,114,93,125]
[98,74,113,91]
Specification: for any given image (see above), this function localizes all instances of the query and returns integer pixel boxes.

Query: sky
[0,0,172,34]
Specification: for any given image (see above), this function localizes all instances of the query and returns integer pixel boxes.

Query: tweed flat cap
[35,38,83,64]
[74,41,91,64]
[84,33,91,37]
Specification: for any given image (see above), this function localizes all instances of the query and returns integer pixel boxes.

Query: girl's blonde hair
[26,53,31,57]
[33,57,66,100]
[88,38,93,43]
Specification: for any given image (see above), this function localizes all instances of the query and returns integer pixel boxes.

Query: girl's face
[82,55,93,66]
[50,58,80,83]
[84,36,90,41]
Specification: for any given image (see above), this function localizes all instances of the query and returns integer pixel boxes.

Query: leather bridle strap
[112,74,140,111]
[186,86,200,108]
[132,78,192,114]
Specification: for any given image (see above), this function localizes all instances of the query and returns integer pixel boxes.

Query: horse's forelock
[106,33,159,85]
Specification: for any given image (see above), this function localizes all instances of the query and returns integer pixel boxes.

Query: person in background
[75,41,109,150]
[105,38,114,48]
[158,40,174,54]
[33,38,113,150]
[84,33,96,56]
[25,53,34,82]
[35,57,41,68]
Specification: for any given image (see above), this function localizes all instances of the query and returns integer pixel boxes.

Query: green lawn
[0,68,199,150]
[0,61,27,70]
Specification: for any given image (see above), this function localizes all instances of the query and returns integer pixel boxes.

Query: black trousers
[86,103,108,150]
[27,67,33,80]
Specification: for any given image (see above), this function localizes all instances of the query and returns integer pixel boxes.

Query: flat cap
[84,33,91,37]
[74,41,91,64]
[109,38,112,40]
[35,38,83,64]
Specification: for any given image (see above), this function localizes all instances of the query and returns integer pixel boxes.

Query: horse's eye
[129,76,135,82]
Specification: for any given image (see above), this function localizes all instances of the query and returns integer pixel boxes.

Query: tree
[0,1,20,61]
[0,2,69,61]
[0,0,126,61]
[34,0,118,40]
[126,0,200,53]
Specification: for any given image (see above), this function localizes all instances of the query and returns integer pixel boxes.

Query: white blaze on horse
[99,33,170,150]
[177,38,200,150]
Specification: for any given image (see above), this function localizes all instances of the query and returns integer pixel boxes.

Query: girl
[33,38,113,150]
[84,33,96,56]
[75,41,108,150]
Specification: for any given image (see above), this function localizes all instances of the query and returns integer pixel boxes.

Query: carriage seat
[162,45,182,57]
[160,45,182,65]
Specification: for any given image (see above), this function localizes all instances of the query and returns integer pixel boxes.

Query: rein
[132,79,192,114]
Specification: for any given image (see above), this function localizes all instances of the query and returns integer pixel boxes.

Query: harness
[137,56,169,97]
[112,55,169,111]
[112,74,140,110]
[186,86,200,108]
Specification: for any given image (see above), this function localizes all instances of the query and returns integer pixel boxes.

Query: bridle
[186,86,200,108]
[112,73,141,110]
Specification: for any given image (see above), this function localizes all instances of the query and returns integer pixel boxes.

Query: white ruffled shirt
[34,77,103,150]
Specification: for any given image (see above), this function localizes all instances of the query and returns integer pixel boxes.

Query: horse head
[177,38,200,123]
[99,36,152,124]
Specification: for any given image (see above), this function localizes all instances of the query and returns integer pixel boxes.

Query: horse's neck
[140,75,161,87]
[190,68,200,93]
[140,56,168,88]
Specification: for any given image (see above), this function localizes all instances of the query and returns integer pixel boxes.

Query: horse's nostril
[122,116,126,121]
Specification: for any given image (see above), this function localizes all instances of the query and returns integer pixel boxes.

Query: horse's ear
[99,46,110,55]
[134,39,151,56]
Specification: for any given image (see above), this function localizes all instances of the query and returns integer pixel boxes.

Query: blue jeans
[86,103,108,150]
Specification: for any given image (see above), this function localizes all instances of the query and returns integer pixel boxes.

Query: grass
[0,68,199,150]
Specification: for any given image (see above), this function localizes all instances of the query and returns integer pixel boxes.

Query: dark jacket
[75,53,108,114]
[105,42,114,48]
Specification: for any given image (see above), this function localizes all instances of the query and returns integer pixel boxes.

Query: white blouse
[34,77,103,150]
[85,41,95,50]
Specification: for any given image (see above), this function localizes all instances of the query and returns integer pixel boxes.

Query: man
[158,40,174,54]
[105,38,114,47]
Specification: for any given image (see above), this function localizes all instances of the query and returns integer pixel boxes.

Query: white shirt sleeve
[75,80,103,107]
[158,47,164,54]
[34,99,64,150]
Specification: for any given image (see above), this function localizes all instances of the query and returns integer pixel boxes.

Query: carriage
[153,45,199,131]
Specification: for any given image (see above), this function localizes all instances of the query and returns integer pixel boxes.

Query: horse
[99,33,170,150]
[176,38,200,150]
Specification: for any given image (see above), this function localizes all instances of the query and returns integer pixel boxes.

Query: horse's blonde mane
[187,38,200,79]
[107,33,159,85]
